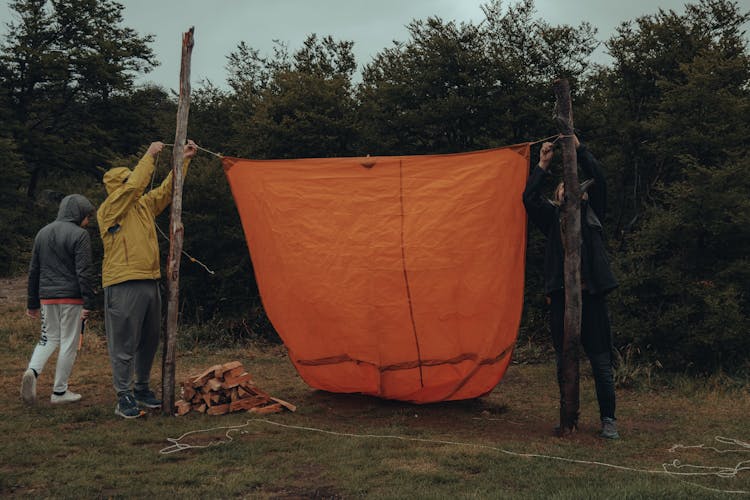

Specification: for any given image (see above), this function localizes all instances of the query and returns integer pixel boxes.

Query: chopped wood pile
[174,360,296,416]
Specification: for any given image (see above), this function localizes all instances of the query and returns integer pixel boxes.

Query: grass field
[1,277,749,498]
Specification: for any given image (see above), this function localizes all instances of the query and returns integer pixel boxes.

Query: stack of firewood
[174,360,295,416]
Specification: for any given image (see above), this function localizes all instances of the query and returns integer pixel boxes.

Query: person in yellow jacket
[97,140,198,419]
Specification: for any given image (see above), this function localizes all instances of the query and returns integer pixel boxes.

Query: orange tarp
[223,144,530,403]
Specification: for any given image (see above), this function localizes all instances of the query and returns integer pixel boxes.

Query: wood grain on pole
[162,27,194,415]
[552,78,582,433]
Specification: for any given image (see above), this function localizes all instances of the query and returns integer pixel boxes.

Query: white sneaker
[50,391,82,404]
[21,369,37,405]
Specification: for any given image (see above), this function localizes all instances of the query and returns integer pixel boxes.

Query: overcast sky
[1,0,744,91]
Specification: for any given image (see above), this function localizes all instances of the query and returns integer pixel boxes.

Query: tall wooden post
[553,78,582,433]
[162,27,194,415]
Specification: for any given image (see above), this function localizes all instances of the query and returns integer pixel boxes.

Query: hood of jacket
[56,194,95,225]
[103,167,133,195]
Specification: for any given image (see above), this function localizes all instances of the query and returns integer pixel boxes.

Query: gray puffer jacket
[27,194,96,310]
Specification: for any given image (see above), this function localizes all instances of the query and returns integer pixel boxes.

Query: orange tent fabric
[223,144,530,403]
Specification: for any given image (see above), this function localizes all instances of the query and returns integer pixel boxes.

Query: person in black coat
[522,136,619,439]
[21,194,96,406]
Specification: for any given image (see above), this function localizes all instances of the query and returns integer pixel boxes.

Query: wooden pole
[552,78,581,433]
[162,27,194,416]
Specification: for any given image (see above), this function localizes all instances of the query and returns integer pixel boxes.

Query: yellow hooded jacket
[97,154,190,288]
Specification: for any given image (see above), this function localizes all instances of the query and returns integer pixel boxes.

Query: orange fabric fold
[223,144,530,402]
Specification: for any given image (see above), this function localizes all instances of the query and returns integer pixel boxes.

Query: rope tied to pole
[528,133,576,146]
[163,142,224,158]
[152,150,215,275]
[164,134,570,160]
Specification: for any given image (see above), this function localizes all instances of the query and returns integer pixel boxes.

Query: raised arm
[523,141,556,235]
[97,142,164,229]
[141,140,198,217]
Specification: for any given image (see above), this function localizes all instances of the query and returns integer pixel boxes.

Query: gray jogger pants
[104,280,161,395]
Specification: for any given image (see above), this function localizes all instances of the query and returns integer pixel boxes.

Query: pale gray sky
[1,0,742,91]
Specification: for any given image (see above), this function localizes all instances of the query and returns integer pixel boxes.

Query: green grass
[1,284,749,498]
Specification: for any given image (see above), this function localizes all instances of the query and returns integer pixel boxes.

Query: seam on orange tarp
[399,158,424,387]
[441,346,514,400]
[294,348,512,372]
[478,346,513,365]
[295,354,355,366]
[381,353,477,372]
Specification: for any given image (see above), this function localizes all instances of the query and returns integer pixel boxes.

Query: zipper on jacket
[123,236,129,265]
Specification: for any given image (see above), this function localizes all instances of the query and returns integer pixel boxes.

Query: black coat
[522,145,617,296]
[27,194,96,310]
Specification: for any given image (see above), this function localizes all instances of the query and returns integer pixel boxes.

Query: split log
[207,403,231,416]
[249,403,284,415]
[270,397,297,412]
[175,399,191,416]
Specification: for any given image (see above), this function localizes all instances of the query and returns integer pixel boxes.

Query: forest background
[1,0,748,377]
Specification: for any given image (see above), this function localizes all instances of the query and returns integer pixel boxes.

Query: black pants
[550,291,616,421]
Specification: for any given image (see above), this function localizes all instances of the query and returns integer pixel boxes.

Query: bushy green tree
[592,0,750,235]
[358,0,597,155]
[617,154,750,373]
[225,34,359,158]
[0,0,157,197]
[358,17,496,154]
[0,136,38,275]
[602,0,750,373]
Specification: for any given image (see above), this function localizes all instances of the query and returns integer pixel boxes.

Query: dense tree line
[1,0,748,374]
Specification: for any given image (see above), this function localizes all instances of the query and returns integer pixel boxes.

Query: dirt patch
[0,277,26,305]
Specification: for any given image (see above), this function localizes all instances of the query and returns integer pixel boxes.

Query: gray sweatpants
[104,280,161,396]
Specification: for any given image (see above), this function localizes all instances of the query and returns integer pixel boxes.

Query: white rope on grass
[669,436,750,455]
[662,437,750,494]
[159,419,750,495]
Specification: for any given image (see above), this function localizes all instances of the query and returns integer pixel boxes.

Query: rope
[159,419,750,495]
[157,132,572,161]
[154,222,215,275]
[528,133,575,146]
[163,142,224,158]
[670,437,750,455]
[162,134,565,160]
[151,150,215,275]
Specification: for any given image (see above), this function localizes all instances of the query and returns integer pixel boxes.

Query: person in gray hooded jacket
[21,194,96,405]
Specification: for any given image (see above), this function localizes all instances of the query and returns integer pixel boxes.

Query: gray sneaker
[50,391,82,404]
[115,393,145,419]
[600,417,620,439]
[20,369,37,405]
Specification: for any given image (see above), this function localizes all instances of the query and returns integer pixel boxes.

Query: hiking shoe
[51,391,82,404]
[21,369,37,405]
[134,389,162,409]
[600,417,620,439]
[115,393,145,419]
